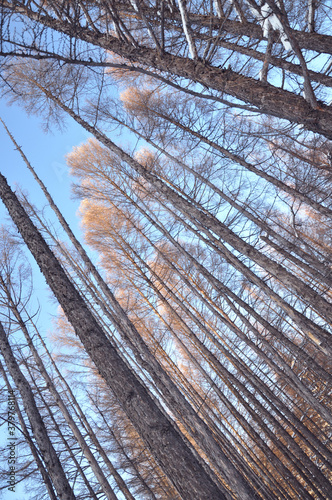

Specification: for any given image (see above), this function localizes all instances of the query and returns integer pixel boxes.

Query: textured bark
[0,172,230,500]
[0,282,118,500]
[4,1,332,138]
[0,361,58,500]
[6,119,255,499]
[0,322,76,500]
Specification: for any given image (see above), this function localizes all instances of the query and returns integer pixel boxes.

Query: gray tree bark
[0,322,76,500]
[0,172,233,500]
[4,1,332,138]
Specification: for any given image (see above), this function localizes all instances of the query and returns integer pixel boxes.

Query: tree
[0,320,76,500]
[0,1,331,498]
[2,1,332,136]
[0,172,237,499]
[71,141,332,499]
[0,120,254,497]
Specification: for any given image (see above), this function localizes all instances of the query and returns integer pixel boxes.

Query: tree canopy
[0,1,331,499]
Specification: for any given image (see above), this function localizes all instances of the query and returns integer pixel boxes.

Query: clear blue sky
[0,99,92,328]
[0,99,90,228]
[0,97,94,500]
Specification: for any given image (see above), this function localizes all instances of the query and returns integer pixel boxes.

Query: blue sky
[0,99,93,500]
[0,99,94,335]
[0,99,90,228]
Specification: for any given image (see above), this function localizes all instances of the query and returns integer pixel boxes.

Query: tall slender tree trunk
[0,322,76,500]
[31,318,136,500]
[0,278,118,500]
[5,121,257,498]
[0,172,240,500]
[0,361,58,500]
[5,1,332,138]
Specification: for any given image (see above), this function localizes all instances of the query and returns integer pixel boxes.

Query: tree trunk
[0,322,76,500]
[5,1,332,138]
[0,361,58,500]
[0,279,118,500]
[0,172,235,500]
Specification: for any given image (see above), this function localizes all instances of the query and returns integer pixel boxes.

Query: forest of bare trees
[0,1,331,499]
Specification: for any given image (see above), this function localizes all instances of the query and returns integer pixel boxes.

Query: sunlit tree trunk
[4,1,332,138]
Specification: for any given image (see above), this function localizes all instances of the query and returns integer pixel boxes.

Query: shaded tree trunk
[0,172,237,500]
[0,322,76,500]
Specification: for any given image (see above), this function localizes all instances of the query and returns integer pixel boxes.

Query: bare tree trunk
[0,277,118,500]
[0,361,58,500]
[0,322,76,500]
[4,1,332,138]
[307,0,316,32]
[0,172,234,500]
